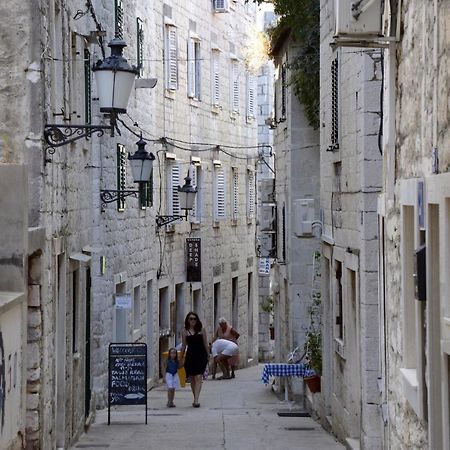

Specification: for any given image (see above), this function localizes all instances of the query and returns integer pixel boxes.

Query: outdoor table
[261,363,315,402]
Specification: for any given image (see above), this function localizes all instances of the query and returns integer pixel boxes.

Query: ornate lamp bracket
[155,215,186,228]
[100,189,139,208]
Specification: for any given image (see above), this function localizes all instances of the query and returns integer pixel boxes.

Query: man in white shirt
[211,339,238,380]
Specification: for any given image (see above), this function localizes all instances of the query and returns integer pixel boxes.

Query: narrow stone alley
[73,365,343,450]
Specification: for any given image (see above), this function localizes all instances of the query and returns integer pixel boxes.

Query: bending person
[213,317,240,378]
[211,338,239,380]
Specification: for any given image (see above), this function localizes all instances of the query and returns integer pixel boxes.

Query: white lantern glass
[95,70,136,113]
[129,157,153,183]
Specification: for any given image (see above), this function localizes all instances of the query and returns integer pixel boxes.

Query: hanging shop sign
[186,238,201,282]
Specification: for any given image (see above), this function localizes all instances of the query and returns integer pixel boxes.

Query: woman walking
[180,312,209,407]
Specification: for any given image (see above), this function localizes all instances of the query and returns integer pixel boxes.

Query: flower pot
[304,375,321,393]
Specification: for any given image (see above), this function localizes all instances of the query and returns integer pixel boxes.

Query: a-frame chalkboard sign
[108,343,147,424]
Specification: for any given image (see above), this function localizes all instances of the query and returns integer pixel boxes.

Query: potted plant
[304,252,322,393]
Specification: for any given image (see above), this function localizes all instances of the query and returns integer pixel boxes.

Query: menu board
[108,343,147,424]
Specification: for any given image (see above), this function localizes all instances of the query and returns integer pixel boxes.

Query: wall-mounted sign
[115,294,132,310]
[186,238,201,282]
[258,257,271,275]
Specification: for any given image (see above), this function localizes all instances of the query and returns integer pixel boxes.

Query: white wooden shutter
[168,164,181,216]
[215,168,226,219]
[187,38,195,97]
[166,26,178,90]
[212,51,220,106]
[247,75,255,119]
[247,170,255,218]
[231,60,239,113]
[232,169,238,220]
[194,42,201,99]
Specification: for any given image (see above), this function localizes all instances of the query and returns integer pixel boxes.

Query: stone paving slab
[73,364,344,450]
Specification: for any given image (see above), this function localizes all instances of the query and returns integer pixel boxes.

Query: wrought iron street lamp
[100,135,155,206]
[156,172,197,227]
[44,38,138,159]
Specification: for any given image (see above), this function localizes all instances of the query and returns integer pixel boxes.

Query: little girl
[164,348,181,407]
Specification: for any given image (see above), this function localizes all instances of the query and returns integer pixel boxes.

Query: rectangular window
[117,144,127,211]
[84,49,91,124]
[335,261,343,340]
[187,38,201,99]
[211,50,220,106]
[136,18,144,78]
[231,59,240,113]
[165,25,178,90]
[139,169,153,209]
[167,163,181,218]
[114,0,124,39]
[232,168,238,221]
[247,169,255,219]
[246,75,255,120]
[72,270,79,353]
[214,167,226,220]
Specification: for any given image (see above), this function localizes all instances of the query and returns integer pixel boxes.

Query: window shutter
[212,51,220,106]
[114,0,124,39]
[215,168,226,219]
[84,49,91,124]
[247,75,255,120]
[247,170,255,218]
[117,144,127,211]
[281,64,287,120]
[137,18,144,78]
[166,26,178,90]
[169,164,181,216]
[187,38,195,97]
[232,169,238,220]
[231,60,239,113]
[194,42,201,100]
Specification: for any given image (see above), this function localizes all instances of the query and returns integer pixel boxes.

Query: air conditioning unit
[335,0,383,37]
[259,204,276,231]
[214,0,229,13]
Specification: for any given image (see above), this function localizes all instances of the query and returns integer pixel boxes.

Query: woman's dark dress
[184,331,208,376]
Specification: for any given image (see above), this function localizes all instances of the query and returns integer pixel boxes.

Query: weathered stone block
[28,284,40,307]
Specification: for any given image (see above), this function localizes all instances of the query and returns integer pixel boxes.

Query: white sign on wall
[115,294,132,310]
[258,257,271,275]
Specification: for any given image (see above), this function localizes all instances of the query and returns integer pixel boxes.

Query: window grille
[329,56,339,151]
[136,18,144,78]
[281,64,287,121]
[117,144,127,211]
[114,0,124,39]
[84,49,91,124]
[165,25,178,90]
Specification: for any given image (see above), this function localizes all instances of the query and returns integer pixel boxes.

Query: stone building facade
[0,0,258,448]
[379,0,450,448]
[319,1,383,448]
[269,29,321,395]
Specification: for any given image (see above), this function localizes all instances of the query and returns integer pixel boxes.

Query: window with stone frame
[230,58,240,114]
[187,37,201,99]
[231,168,239,221]
[167,162,181,221]
[246,74,256,121]
[246,169,255,219]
